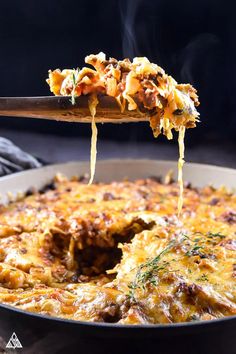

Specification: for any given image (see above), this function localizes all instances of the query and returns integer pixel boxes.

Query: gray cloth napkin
[0,138,43,176]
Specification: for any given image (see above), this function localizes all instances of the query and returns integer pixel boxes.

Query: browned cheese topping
[0,176,235,324]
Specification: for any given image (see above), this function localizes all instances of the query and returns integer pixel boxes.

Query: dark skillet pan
[0,160,235,354]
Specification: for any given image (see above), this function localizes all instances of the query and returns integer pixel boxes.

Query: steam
[120,0,142,58]
[119,1,162,65]
[178,32,223,133]
[119,1,228,139]
[179,33,220,85]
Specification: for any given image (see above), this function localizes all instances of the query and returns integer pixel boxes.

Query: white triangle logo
[6,332,23,349]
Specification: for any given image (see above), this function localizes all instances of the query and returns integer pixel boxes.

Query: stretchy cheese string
[88,94,99,185]
[177,126,186,216]
[87,94,186,216]
[47,55,199,213]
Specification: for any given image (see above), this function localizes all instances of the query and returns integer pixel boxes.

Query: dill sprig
[196,273,209,282]
[127,229,225,300]
[70,68,80,105]
[193,231,226,240]
[128,241,175,301]
[185,245,204,257]
[207,232,225,239]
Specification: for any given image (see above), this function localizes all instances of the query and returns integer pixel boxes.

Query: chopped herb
[70,69,80,105]
[72,72,77,86]
[190,314,200,321]
[180,233,190,241]
[128,241,175,301]
[196,273,209,282]
[185,245,204,257]
[207,232,225,239]
[70,97,75,105]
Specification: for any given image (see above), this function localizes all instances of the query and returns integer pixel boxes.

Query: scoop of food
[47,52,199,138]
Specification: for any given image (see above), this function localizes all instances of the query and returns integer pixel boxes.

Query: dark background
[0,0,235,146]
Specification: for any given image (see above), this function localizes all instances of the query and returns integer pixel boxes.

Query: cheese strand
[177,126,186,216]
[88,94,99,185]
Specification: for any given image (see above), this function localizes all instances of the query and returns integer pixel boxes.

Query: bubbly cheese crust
[0,176,235,324]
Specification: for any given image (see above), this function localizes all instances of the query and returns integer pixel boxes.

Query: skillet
[0,159,235,354]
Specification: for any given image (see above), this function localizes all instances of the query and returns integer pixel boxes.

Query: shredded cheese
[88,94,99,185]
[177,126,186,216]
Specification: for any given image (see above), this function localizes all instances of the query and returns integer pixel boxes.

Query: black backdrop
[0,0,235,144]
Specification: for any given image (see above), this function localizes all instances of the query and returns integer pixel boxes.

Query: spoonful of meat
[0,52,199,139]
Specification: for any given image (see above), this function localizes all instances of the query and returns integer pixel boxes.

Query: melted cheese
[177,126,186,216]
[0,177,235,323]
[88,94,99,185]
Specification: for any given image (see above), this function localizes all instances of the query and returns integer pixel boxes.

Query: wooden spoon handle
[0,96,149,123]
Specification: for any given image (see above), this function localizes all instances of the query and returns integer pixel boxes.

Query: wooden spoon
[0,96,149,123]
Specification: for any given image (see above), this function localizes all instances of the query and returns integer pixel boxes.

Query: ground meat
[221,211,236,224]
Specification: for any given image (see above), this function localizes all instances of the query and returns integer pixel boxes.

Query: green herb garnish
[196,273,209,282]
[207,232,225,239]
[128,241,175,301]
[70,68,80,105]
[72,72,77,85]
[185,245,204,257]
[180,233,190,241]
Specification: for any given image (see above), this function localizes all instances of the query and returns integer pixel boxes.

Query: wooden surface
[0,96,149,123]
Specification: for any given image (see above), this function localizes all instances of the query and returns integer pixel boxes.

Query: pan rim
[1,158,236,182]
[0,301,235,330]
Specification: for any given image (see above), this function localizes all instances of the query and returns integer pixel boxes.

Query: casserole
[0,159,235,354]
